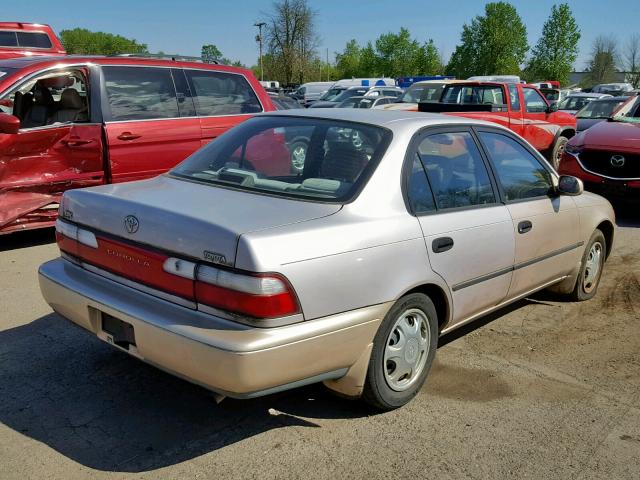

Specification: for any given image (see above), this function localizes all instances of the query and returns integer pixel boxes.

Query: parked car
[0,55,275,234]
[337,96,396,109]
[289,82,334,106]
[39,109,614,410]
[557,93,612,115]
[269,93,302,110]
[575,96,631,132]
[592,83,634,96]
[418,81,577,168]
[377,79,465,111]
[310,86,403,108]
[0,22,65,59]
[559,94,640,202]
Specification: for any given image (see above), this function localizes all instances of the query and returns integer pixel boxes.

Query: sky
[4,0,639,71]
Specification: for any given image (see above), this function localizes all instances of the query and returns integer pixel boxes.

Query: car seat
[22,85,54,128]
[50,88,86,123]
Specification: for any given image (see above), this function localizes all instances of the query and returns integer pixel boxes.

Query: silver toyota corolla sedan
[39,109,615,410]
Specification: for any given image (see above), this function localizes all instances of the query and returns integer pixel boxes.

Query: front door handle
[518,220,533,234]
[61,138,93,147]
[117,132,141,141]
[432,237,454,253]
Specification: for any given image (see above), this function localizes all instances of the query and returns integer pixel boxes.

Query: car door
[406,128,515,326]
[476,129,581,298]
[101,65,201,183]
[522,87,556,151]
[0,66,104,231]
[183,68,263,147]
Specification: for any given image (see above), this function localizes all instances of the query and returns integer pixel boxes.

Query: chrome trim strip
[451,241,584,292]
[572,152,640,181]
[81,262,197,310]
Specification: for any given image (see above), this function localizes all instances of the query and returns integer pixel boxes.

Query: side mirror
[557,175,583,196]
[0,112,20,134]
[546,103,559,113]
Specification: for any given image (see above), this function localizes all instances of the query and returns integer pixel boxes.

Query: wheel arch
[402,283,450,332]
[596,219,615,259]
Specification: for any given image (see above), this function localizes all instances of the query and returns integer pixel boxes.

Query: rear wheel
[363,293,438,410]
[568,229,606,301]
[549,136,569,170]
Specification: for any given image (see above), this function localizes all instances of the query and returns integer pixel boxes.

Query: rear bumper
[38,258,388,398]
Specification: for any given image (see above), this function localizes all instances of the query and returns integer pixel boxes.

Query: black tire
[568,229,606,301]
[549,136,569,170]
[362,293,439,410]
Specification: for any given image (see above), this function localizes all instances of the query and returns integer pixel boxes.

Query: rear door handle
[117,132,142,141]
[432,237,454,253]
[518,220,533,234]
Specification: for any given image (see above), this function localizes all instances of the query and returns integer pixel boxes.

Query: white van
[291,82,335,106]
[332,78,396,88]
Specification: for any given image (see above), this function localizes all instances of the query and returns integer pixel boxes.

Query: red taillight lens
[195,265,300,319]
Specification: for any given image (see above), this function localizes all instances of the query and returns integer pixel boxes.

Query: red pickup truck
[419,82,577,168]
[0,55,275,234]
[0,22,66,59]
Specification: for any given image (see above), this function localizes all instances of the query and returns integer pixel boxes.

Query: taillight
[195,265,300,319]
[56,218,98,255]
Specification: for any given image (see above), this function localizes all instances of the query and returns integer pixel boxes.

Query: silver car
[39,109,615,410]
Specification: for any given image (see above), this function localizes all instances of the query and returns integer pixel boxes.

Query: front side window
[478,131,553,201]
[103,66,179,121]
[185,69,261,116]
[523,88,548,113]
[416,132,496,210]
[171,116,391,202]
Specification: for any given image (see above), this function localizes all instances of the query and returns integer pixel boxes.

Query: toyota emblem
[610,155,626,167]
[123,215,139,234]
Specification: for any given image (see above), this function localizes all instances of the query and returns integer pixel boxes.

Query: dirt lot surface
[1,211,639,480]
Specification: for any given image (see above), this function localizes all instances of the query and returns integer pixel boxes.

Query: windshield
[612,96,640,123]
[576,98,627,119]
[333,88,369,102]
[171,116,392,202]
[558,96,596,111]
[318,87,344,101]
[399,83,444,103]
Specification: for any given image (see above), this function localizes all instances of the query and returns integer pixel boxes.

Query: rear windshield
[0,31,53,49]
[171,116,392,202]
[442,85,505,105]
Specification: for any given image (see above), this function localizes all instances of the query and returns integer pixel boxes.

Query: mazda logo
[610,155,626,167]
[123,215,139,234]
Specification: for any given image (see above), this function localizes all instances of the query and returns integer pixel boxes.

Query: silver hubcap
[583,242,603,293]
[291,145,306,171]
[383,308,430,392]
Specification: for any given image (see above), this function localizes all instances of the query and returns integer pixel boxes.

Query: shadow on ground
[0,228,55,252]
[0,313,376,473]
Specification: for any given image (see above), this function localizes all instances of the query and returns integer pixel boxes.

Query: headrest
[60,88,83,109]
[33,86,54,105]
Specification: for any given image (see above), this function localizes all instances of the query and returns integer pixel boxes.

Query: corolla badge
[610,155,626,167]
[123,215,140,234]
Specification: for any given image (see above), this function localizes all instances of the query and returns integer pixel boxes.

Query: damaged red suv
[0,55,275,234]
[558,95,640,202]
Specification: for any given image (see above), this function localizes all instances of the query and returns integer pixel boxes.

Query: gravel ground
[1,209,638,480]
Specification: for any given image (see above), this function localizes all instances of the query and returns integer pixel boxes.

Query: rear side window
[185,69,262,116]
[103,66,179,121]
[416,132,496,210]
[478,131,553,201]
[407,155,436,214]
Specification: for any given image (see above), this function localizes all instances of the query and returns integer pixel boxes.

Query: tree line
[58,1,640,87]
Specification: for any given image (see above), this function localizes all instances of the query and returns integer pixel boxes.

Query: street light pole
[254,22,266,82]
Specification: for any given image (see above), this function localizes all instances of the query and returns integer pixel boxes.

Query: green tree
[414,39,444,76]
[447,2,528,78]
[586,35,618,85]
[335,39,363,78]
[525,3,580,85]
[59,28,148,55]
[201,44,223,63]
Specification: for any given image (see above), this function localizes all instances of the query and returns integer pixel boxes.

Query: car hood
[309,101,339,108]
[378,102,418,111]
[575,120,640,149]
[61,175,341,267]
[576,118,606,132]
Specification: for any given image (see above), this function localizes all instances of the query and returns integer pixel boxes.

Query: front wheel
[549,136,569,170]
[362,293,439,410]
[568,229,606,301]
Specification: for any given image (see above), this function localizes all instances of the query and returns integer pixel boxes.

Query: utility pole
[254,22,266,82]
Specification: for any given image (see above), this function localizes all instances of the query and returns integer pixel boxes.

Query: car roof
[590,96,629,102]
[260,107,500,132]
[0,54,252,74]
[567,92,610,97]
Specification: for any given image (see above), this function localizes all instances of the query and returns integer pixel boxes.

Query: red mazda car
[559,95,640,202]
